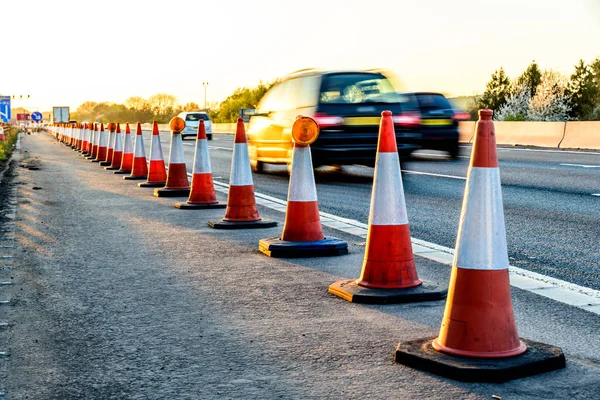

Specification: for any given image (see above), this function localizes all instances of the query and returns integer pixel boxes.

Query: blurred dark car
[247,69,421,172]
[403,92,468,159]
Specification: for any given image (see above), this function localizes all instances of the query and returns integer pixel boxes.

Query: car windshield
[185,113,209,121]
[415,94,452,111]
[319,73,400,104]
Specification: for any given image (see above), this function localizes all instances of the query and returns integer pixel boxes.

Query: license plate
[344,116,381,126]
[422,119,452,126]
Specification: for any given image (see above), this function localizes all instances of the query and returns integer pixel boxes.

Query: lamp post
[202,82,208,110]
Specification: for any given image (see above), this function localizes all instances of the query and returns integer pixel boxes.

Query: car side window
[297,76,320,109]
[257,82,286,113]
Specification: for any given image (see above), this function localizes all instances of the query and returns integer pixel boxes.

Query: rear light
[393,112,421,128]
[453,112,471,121]
[314,112,343,128]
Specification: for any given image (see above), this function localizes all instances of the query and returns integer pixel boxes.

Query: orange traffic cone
[100,122,116,166]
[394,110,565,382]
[175,120,226,209]
[73,123,82,151]
[114,123,134,174]
[259,116,347,257]
[329,111,446,303]
[105,123,123,170]
[81,123,90,155]
[85,124,98,159]
[138,121,167,187]
[208,118,277,229]
[0,125,5,141]
[124,123,148,180]
[154,117,191,197]
[91,123,107,163]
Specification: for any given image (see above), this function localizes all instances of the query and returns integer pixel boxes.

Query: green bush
[0,126,19,162]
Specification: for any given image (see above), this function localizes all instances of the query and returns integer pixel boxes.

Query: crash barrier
[40,110,567,383]
[457,120,600,150]
[560,121,600,150]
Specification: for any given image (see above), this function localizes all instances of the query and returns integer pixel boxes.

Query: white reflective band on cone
[134,134,146,157]
[149,136,163,160]
[288,146,318,202]
[454,167,510,270]
[230,143,253,186]
[168,135,185,163]
[370,152,409,225]
[193,139,211,174]
[99,131,107,147]
[123,132,133,154]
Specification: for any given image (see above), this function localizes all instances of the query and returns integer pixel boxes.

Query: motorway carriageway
[145,131,600,313]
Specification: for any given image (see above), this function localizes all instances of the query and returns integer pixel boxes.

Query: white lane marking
[208,146,233,152]
[489,147,600,156]
[194,172,600,315]
[560,163,600,168]
[414,152,470,159]
[403,170,466,180]
[592,194,600,197]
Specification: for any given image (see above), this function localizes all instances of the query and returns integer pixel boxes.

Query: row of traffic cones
[44,110,564,382]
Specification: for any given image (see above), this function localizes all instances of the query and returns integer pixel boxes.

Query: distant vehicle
[247,69,421,172]
[177,111,212,140]
[52,106,70,124]
[403,92,466,159]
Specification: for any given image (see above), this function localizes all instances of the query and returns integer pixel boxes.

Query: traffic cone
[114,123,134,174]
[138,121,167,187]
[124,123,149,180]
[91,123,107,163]
[85,124,97,158]
[154,117,191,197]
[329,111,446,303]
[208,118,277,229]
[259,116,347,257]
[100,123,116,166]
[73,123,82,151]
[0,125,4,141]
[394,110,565,382]
[81,123,90,155]
[175,120,226,209]
[105,123,123,170]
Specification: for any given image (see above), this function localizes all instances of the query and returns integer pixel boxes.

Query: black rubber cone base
[113,170,131,175]
[328,279,447,304]
[138,181,166,188]
[90,159,102,163]
[99,161,111,166]
[259,237,348,258]
[104,166,119,171]
[394,337,566,383]
[208,219,278,230]
[123,175,146,180]
[174,201,227,210]
[154,187,191,197]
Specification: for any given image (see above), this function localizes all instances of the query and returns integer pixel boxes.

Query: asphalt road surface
[0,130,599,399]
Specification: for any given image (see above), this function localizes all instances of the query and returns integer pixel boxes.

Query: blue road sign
[31,111,43,122]
[0,96,10,123]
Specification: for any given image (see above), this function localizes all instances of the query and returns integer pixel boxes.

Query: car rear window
[185,113,209,121]
[414,94,452,111]
[319,73,399,104]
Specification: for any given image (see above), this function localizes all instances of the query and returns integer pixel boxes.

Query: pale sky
[3,0,599,113]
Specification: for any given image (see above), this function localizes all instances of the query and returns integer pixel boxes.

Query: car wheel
[447,141,459,159]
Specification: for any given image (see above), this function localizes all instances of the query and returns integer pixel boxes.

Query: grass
[0,126,20,162]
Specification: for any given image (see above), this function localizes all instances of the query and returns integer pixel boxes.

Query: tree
[516,60,542,98]
[124,96,149,111]
[148,93,178,121]
[528,70,571,121]
[495,85,531,121]
[566,59,598,120]
[477,67,512,112]
[212,80,276,123]
[181,102,200,112]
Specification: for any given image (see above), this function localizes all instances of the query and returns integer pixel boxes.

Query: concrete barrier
[560,122,600,150]
[493,121,566,148]
[458,121,475,143]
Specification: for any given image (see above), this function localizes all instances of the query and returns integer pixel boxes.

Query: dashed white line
[560,163,600,168]
[403,170,466,180]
